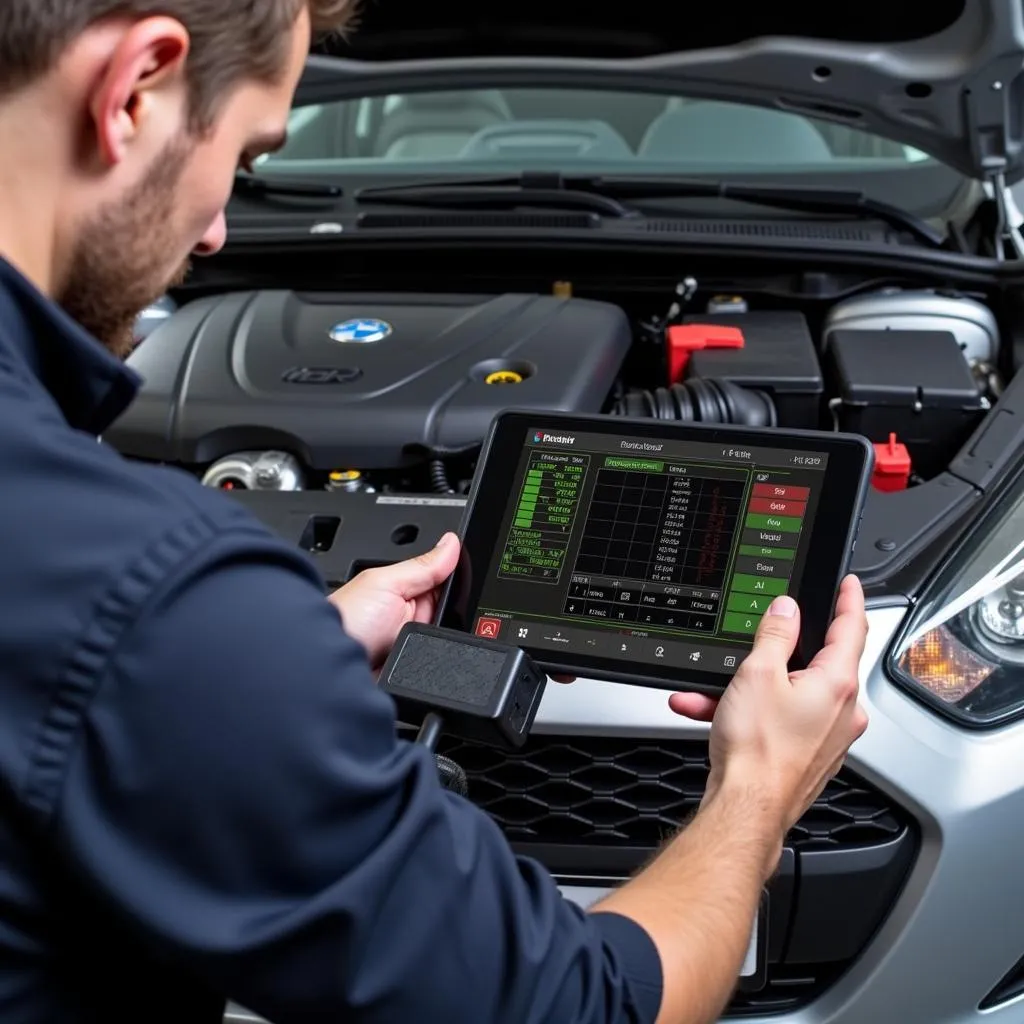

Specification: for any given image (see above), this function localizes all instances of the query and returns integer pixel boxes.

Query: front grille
[436,734,905,852]
[433,733,913,1017]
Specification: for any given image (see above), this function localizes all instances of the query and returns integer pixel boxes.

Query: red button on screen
[752,483,810,501]
[475,617,502,638]
[749,496,807,516]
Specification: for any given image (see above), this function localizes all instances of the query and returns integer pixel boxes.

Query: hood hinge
[966,62,1024,259]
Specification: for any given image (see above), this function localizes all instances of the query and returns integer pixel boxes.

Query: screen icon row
[474,615,747,675]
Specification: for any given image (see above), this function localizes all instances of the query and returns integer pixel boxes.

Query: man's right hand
[671,574,869,848]
[589,576,869,1024]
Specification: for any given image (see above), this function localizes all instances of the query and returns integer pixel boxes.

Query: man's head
[0,1,356,355]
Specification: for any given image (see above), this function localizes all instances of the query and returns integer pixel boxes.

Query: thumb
[747,594,801,667]
[382,532,460,599]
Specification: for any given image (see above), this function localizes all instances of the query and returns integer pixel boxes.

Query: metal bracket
[991,171,1024,260]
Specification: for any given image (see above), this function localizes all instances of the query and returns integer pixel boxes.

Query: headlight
[889,470,1024,727]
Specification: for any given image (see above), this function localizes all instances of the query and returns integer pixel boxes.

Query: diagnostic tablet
[437,410,873,694]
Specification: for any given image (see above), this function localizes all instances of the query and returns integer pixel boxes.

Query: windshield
[259,88,932,173]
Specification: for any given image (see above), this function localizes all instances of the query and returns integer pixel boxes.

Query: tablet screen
[445,413,870,686]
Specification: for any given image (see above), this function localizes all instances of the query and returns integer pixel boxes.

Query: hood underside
[299,0,1024,183]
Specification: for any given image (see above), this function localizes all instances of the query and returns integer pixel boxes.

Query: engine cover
[106,290,632,469]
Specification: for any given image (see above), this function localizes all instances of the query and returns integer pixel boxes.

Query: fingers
[805,575,868,679]
[824,702,869,779]
[411,591,436,625]
[374,533,461,600]
[668,692,719,721]
[831,575,867,638]
[740,594,801,679]
[671,598,799,739]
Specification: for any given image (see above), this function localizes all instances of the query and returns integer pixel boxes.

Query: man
[0,3,868,1023]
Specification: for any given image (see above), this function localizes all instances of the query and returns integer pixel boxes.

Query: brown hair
[0,1,358,129]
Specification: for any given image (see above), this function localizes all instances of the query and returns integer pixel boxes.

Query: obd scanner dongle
[378,622,548,795]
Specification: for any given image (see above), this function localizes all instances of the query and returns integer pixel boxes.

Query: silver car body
[225,598,1024,1023]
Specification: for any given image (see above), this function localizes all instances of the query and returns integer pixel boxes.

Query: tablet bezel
[437,410,873,694]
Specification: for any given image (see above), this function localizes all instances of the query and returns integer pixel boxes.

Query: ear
[87,17,191,167]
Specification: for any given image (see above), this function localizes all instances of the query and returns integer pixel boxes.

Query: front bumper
[228,602,1024,1022]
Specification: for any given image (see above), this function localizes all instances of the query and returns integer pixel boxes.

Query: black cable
[416,711,445,752]
[414,711,469,795]
[434,754,469,797]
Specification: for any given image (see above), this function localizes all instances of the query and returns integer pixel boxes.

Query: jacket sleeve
[47,522,664,1024]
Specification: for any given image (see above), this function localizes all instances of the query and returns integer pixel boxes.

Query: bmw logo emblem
[329,318,393,344]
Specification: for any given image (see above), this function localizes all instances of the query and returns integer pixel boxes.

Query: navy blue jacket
[0,257,662,1023]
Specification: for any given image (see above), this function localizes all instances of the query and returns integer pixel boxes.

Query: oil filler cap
[484,370,523,385]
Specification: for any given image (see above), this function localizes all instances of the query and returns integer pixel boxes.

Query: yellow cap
[484,370,523,385]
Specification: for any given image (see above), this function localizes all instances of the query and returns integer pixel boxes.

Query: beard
[57,136,196,358]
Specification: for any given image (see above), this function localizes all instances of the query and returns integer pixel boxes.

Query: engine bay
[108,276,1007,502]
[110,289,632,489]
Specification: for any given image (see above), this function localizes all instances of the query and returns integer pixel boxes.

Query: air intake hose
[612,378,776,427]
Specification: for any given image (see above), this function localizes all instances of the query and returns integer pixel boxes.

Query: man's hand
[592,576,868,1024]
[672,574,869,838]
[329,533,461,670]
[328,533,574,682]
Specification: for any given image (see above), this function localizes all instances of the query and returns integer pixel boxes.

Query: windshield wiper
[358,172,944,246]
[356,175,634,218]
[234,172,342,200]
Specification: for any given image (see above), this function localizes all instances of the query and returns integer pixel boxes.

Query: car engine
[107,282,1000,501]
[110,289,635,493]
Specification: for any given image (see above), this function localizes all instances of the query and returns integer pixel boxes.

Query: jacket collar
[0,257,140,434]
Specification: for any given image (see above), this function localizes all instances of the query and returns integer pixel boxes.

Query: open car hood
[299,0,1024,184]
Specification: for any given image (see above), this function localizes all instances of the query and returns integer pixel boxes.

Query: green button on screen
[745,513,802,532]
[723,612,761,635]
[730,573,788,596]
[738,544,794,560]
[727,591,772,614]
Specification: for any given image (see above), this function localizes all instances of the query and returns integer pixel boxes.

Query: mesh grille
[428,733,911,1016]
[436,734,906,851]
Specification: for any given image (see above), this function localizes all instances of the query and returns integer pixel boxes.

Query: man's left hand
[329,532,574,682]
[329,533,461,670]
